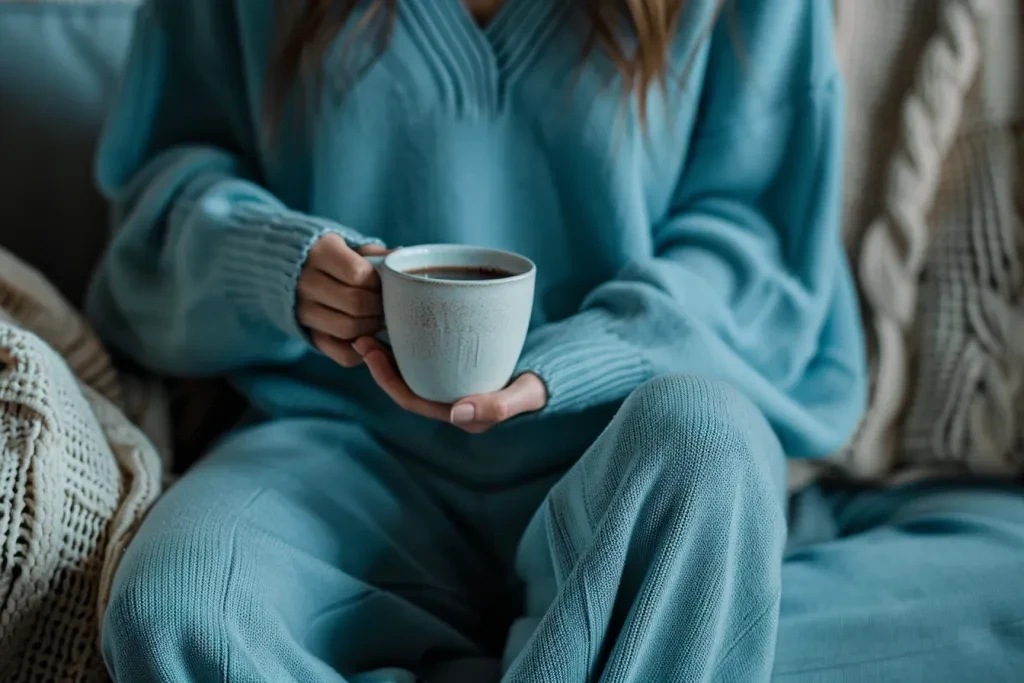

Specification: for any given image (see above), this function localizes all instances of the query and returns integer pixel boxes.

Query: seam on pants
[609,439,712,678]
[548,490,583,578]
[218,488,266,683]
[218,515,240,683]
[714,592,780,673]
[548,498,600,666]
[544,494,597,668]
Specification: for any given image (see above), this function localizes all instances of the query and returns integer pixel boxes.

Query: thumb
[450,374,546,426]
[451,394,509,426]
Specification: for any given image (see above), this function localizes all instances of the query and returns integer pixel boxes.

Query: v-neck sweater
[87,0,866,481]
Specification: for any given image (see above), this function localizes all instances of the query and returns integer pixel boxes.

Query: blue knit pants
[102,376,1024,681]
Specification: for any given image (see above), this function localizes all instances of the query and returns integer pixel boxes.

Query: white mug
[367,245,536,403]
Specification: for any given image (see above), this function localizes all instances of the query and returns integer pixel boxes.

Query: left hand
[352,337,548,433]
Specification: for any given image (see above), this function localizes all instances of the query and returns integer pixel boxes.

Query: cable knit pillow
[831,0,1024,480]
[0,246,163,683]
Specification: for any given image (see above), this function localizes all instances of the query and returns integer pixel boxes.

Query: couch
[0,0,1020,679]
[0,0,137,305]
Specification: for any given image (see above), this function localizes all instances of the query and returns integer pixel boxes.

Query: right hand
[297,233,387,368]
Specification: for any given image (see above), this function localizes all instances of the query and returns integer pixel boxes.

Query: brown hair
[264,0,718,129]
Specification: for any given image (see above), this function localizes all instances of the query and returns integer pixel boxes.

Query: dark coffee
[406,265,514,281]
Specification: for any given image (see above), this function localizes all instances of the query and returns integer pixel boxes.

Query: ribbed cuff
[515,310,652,414]
[217,202,383,339]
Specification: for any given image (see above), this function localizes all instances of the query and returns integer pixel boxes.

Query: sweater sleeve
[85,0,380,376]
[515,0,866,459]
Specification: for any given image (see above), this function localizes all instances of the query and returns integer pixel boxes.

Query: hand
[297,233,388,368]
[352,337,548,433]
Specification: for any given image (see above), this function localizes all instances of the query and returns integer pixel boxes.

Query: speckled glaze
[369,245,536,403]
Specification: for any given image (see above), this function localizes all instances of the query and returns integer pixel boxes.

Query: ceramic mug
[366,245,536,403]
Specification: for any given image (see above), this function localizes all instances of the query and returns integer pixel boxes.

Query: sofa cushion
[0,0,138,306]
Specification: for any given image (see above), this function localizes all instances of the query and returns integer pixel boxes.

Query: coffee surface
[405,265,514,281]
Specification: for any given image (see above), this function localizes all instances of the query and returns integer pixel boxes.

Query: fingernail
[450,404,475,425]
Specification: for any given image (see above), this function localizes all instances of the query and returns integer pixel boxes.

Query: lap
[159,418,487,592]
[775,480,1024,682]
[111,377,1024,681]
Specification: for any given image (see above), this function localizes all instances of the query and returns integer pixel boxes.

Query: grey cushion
[0,1,138,305]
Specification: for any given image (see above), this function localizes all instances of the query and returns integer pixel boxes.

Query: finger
[351,335,388,357]
[298,301,382,340]
[298,271,383,317]
[353,337,451,421]
[338,287,383,318]
[311,332,363,368]
[358,244,392,257]
[310,233,380,289]
[362,349,450,421]
[450,374,546,428]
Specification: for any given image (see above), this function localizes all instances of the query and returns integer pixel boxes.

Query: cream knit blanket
[0,247,164,682]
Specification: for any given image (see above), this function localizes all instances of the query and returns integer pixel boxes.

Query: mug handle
[363,254,391,346]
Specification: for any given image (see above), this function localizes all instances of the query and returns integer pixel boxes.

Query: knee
[102,512,239,679]
[615,375,782,488]
[622,375,765,450]
[572,375,787,551]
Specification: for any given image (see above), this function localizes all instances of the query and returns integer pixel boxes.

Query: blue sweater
[87,0,866,481]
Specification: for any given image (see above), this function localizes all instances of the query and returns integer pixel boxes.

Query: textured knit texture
[103,376,791,682]
[86,0,865,479]
[103,375,1024,682]
[824,0,1024,481]
[0,247,163,683]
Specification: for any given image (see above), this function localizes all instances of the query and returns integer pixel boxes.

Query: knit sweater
[86,0,866,481]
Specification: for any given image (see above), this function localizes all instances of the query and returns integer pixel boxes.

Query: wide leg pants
[101,376,1024,682]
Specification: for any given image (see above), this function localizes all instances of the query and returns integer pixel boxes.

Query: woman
[88,0,865,680]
